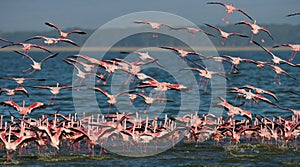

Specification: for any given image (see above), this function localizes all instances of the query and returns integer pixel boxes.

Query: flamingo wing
[40,53,59,64]
[31,44,52,53]
[205,23,222,32]
[260,27,274,40]
[14,87,29,97]
[45,22,62,33]
[236,8,253,21]
[27,102,46,114]
[0,100,21,111]
[207,2,227,7]
[93,87,110,97]
[67,29,86,35]
[14,50,35,63]
[59,38,79,46]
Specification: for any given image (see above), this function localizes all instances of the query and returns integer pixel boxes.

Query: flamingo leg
[22,67,32,73]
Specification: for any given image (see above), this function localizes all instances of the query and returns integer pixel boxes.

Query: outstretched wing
[0,101,21,111]
[14,50,35,63]
[45,22,62,34]
[236,8,253,21]
[28,102,47,114]
[40,53,59,64]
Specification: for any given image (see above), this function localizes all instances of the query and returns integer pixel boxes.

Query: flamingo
[252,40,296,67]
[240,85,278,102]
[65,57,96,72]
[0,100,46,116]
[273,44,300,61]
[229,87,277,106]
[134,20,174,38]
[120,51,164,67]
[0,87,29,100]
[160,46,203,60]
[0,126,36,161]
[45,21,86,38]
[267,64,296,85]
[217,97,252,120]
[207,2,253,24]
[235,20,273,43]
[63,58,94,84]
[0,77,45,87]
[222,55,255,73]
[135,93,169,112]
[31,83,72,105]
[25,36,79,46]
[1,42,52,54]
[169,26,215,36]
[14,51,58,74]
[205,24,248,45]
[92,87,133,113]
[182,66,227,92]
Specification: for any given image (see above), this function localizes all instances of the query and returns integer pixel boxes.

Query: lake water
[0,50,299,166]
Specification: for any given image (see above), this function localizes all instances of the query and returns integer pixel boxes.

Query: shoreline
[0,46,291,52]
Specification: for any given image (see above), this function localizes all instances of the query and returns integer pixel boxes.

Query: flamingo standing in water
[45,22,86,38]
[0,100,46,116]
[207,2,253,24]
[235,20,273,43]
[31,83,72,105]
[14,51,58,74]
[273,44,300,61]
[134,20,174,38]
[205,24,248,45]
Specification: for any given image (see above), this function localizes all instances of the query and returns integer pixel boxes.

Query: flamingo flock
[0,1,299,162]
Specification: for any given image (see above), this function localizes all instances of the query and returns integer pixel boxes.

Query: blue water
[0,50,300,166]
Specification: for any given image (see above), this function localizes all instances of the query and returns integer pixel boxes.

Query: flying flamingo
[222,55,255,73]
[0,87,29,100]
[45,21,86,38]
[0,100,46,116]
[169,26,215,36]
[14,51,58,74]
[217,97,252,120]
[134,20,174,38]
[240,85,278,102]
[273,44,300,61]
[120,51,164,67]
[160,46,203,60]
[205,24,248,45]
[207,2,253,24]
[0,77,45,87]
[235,20,273,43]
[25,36,79,46]
[1,42,52,54]
[182,66,227,92]
[267,64,296,85]
[92,87,133,113]
[63,58,94,85]
[65,57,96,72]
[135,93,169,112]
[31,83,72,105]
[252,40,296,67]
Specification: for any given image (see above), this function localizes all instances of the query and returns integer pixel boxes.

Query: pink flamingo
[207,2,253,24]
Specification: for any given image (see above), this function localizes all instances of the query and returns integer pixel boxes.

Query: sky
[0,0,299,32]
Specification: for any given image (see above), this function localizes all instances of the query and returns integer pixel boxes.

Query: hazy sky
[0,0,299,32]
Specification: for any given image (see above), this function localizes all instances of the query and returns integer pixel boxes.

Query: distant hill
[0,24,299,48]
